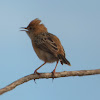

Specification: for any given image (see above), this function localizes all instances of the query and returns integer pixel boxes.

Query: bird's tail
[58,54,71,66]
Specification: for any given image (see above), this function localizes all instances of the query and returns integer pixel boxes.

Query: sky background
[0,0,100,100]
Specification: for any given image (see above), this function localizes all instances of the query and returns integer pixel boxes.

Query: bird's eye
[29,27,32,30]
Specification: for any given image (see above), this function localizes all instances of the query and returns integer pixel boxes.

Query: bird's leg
[34,62,46,74]
[52,61,58,78]
[34,62,46,82]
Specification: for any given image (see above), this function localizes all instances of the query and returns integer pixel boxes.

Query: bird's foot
[34,71,41,83]
[51,69,56,81]
[34,71,41,75]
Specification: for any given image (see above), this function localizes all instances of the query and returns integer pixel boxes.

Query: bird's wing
[33,33,62,56]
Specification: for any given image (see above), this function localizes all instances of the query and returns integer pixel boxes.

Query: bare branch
[0,69,100,95]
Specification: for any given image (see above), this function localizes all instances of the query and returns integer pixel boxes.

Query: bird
[21,18,71,75]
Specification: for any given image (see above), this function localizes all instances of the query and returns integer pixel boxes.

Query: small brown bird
[21,18,71,75]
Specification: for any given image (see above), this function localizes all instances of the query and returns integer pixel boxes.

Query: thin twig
[0,69,100,95]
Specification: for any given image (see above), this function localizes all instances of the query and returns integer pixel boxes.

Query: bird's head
[21,18,47,39]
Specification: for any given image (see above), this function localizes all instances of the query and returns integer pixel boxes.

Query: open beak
[20,27,28,31]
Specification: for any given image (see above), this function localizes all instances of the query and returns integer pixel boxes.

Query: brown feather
[58,54,71,66]
[21,18,71,74]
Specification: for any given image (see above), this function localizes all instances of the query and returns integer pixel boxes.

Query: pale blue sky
[0,0,100,100]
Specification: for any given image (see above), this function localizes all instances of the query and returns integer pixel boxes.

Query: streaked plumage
[21,18,71,74]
